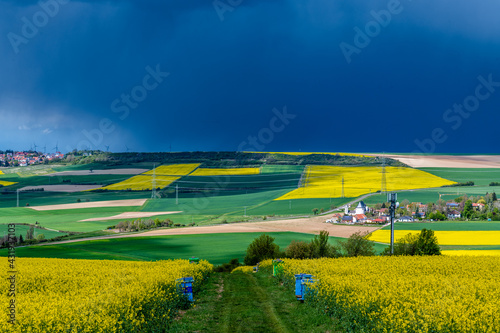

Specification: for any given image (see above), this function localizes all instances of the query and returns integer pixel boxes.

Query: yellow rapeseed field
[246,151,373,157]
[1,257,212,332]
[100,164,199,191]
[370,230,500,245]
[101,175,180,191]
[262,256,500,332]
[0,180,17,186]
[275,165,455,200]
[231,266,255,273]
[442,250,500,256]
[0,169,4,174]
[143,163,200,176]
[190,167,260,176]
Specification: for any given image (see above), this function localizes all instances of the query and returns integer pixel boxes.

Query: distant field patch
[46,168,148,176]
[29,199,147,211]
[143,163,200,176]
[0,180,17,186]
[79,211,182,222]
[260,165,305,174]
[370,230,500,245]
[0,170,3,175]
[20,185,102,192]
[101,175,179,191]
[247,151,374,158]
[275,165,455,200]
[442,250,500,256]
[190,167,260,176]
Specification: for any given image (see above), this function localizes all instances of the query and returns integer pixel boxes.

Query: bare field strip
[373,154,500,168]
[20,185,103,192]
[29,199,148,211]
[40,216,380,245]
[44,168,149,176]
[79,211,182,222]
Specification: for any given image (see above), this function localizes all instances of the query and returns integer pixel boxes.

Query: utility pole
[341,176,344,198]
[151,164,156,199]
[388,192,398,255]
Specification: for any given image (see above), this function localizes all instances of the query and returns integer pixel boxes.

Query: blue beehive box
[295,273,314,301]
[177,277,195,302]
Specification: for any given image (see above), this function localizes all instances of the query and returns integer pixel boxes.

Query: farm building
[447,210,461,219]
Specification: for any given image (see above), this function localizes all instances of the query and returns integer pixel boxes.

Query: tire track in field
[218,272,289,333]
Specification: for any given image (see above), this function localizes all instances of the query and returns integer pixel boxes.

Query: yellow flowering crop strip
[0,257,212,332]
[245,151,373,157]
[101,175,180,191]
[0,169,4,175]
[370,230,500,245]
[272,256,500,332]
[231,266,255,274]
[143,163,200,176]
[190,167,260,176]
[0,180,17,186]
[99,164,200,191]
[276,165,455,200]
[442,250,500,256]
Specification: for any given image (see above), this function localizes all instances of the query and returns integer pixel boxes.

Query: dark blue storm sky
[0,0,499,154]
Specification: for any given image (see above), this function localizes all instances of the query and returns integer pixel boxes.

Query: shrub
[285,240,314,259]
[214,258,241,272]
[382,229,441,256]
[244,234,280,265]
[339,231,376,257]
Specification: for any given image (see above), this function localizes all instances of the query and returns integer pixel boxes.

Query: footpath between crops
[170,266,341,332]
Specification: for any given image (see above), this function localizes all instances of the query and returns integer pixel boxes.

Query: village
[327,193,499,224]
[0,150,63,167]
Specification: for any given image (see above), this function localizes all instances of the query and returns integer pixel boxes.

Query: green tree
[414,229,441,255]
[244,234,281,265]
[339,231,376,257]
[462,200,474,219]
[26,226,35,240]
[312,208,319,215]
[311,230,330,258]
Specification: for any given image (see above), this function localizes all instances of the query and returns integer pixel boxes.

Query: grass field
[0,232,387,265]
[419,168,500,186]
[243,197,351,216]
[0,190,150,209]
[0,223,67,239]
[143,189,291,216]
[0,206,144,232]
[275,166,455,200]
[260,165,305,174]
